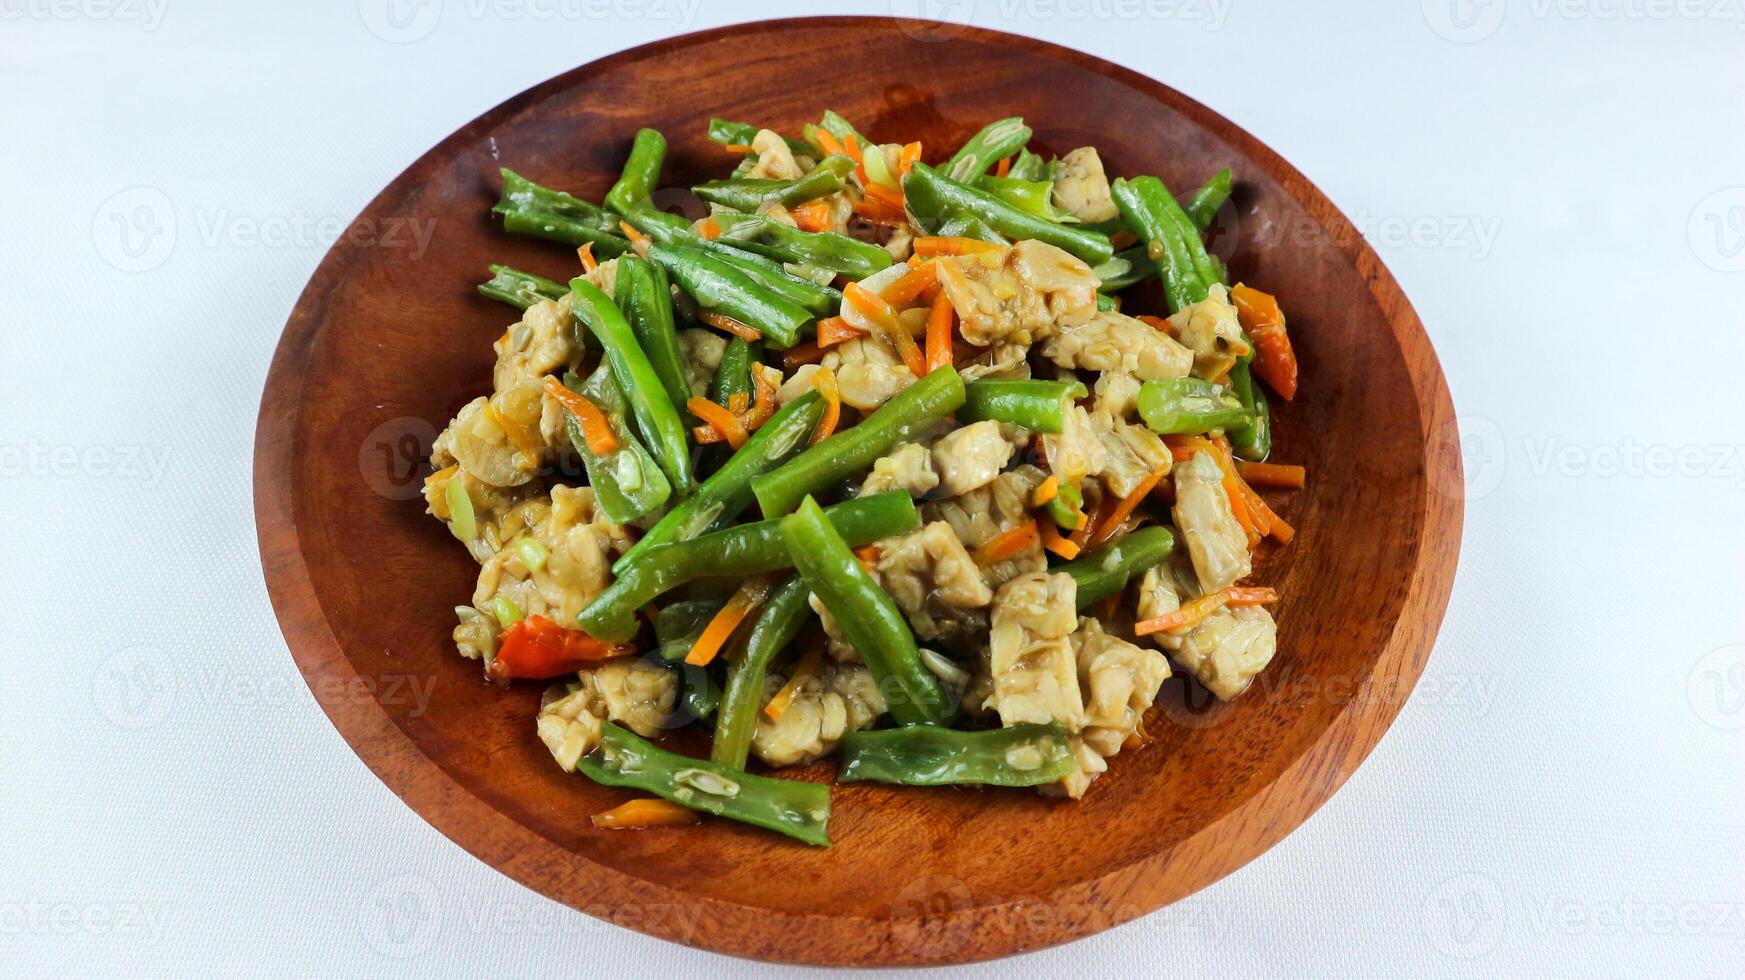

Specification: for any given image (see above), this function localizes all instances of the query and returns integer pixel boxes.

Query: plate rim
[253,14,1463,966]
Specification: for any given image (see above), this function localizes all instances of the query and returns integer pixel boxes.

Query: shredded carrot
[699,310,763,341]
[841,132,866,163]
[924,289,954,374]
[1134,591,1230,636]
[1168,435,1261,542]
[688,396,749,449]
[1226,586,1280,607]
[424,463,459,489]
[1031,476,1059,507]
[879,261,939,306]
[852,197,908,225]
[728,390,750,416]
[1231,283,1297,400]
[782,341,824,369]
[765,636,825,720]
[1109,230,1138,250]
[790,199,832,232]
[897,141,922,177]
[723,143,754,154]
[591,798,700,830]
[1086,468,1168,551]
[1039,517,1080,560]
[576,242,597,273]
[913,236,1003,257]
[743,364,779,432]
[973,521,1040,566]
[687,577,772,667]
[994,156,1012,178]
[1212,437,1293,544]
[1236,461,1306,490]
[698,217,721,240]
[863,181,905,212]
[816,315,867,348]
[852,544,881,571]
[1136,314,1176,337]
[811,366,841,444]
[813,129,846,158]
[618,220,648,244]
[844,281,925,377]
[1067,491,1104,551]
[485,400,543,464]
[544,378,618,456]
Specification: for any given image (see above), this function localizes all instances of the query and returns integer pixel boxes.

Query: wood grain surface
[253,16,1462,965]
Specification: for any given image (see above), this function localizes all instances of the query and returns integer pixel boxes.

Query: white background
[3,1,1742,976]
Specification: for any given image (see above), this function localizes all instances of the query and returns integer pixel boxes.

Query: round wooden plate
[254,16,1461,966]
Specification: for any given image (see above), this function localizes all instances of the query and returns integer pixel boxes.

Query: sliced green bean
[706,117,814,157]
[614,255,691,421]
[493,168,630,256]
[958,379,1087,433]
[604,128,667,215]
[578,491,920,643]
[838,724,1073,787]
[1060,526,1176,608]
[712,575,810,769]
[1111,175,1220,312]
[575,723,830,846]
[693,156,854,212]
[569,279,693,492]
[654,599,727,662]
[1005,147,1055,183]
[1226,362,1272,461]
[752,366,966,518]
[477,264,567,310]
[933,213,1010,246]
[942,117,1033,182]
[710,211,892,280]
[782,496,951,727]
[1181,167,1234,231]
[1136,377,1251,435]
[903,163,1112,265]
[560,364,671,525]
[1091,245,1155,293]
[647,242,814,349]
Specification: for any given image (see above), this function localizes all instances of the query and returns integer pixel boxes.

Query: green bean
[477,264,567,310]
[958,379,1087,433]
[654,599,726,662]
[693,155,855,212]
[673,661,720,722]
[604,128,667,215]
[710,211,892,280]
[933,213,1009,246]
[613,391,825,574]
[1095,293,1117,312]
[1004,147,1056,183]
[569,279,693,492]
[711,575,810,769]
[706,118,814,157]
[1091,245,1155,292]
[647,242,813,349]
[1181,167,1234,231]
[493,169,630,256]
[613,255,691,421]
[902,163,1113,265]
[1136,377,1251,435]
[618,203,695,243]
[575,723,830,846]
[752,366,966,518]
[1060,526,1176,608]
[805,109,867,152]
[710,336,756,406]
[578,491,920,643]
[698,245,841,317]
[942,117,1033,182]
[559,364,672,525]
[977,175,1072,222]
[781,496,951,726]
[1044,480,1085,531]
[838,724,1073,787]
[1226,362,1272,461]
[1111,175,1220,312]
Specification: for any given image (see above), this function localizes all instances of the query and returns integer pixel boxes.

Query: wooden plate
[254,16,1461,966]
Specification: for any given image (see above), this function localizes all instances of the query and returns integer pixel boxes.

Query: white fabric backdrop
[3,1,1741,976]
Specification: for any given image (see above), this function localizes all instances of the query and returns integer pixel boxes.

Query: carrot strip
[1236,461,1306,490]
[699,310,763,341]
[686,577,772,666]
[790,199,832,232]
[1226,586,1280,607]
[844,281,925,377]
[864,181,906,211]
[1231,283,1297,400]
[1109,230,1138,250]
[576,242,597,273]
[698,217,721,240]
[743,364,779,432]
[842,134,868,184]
[880,262,938,307]
[816,315,867,349]
[1086,468,1168,551]
[765,636,825,720]
[994,156,1012,178]
[782,340,824,370]
[812,129,846,158]
[851,197,908,225]
[1032,476,1059,507]
[688,396,749,450]
[544,378,617,455]
[591,798,700,829]
[913,236,1003,257]
[973,521,1039,566]
[897,141,922,177]
[1039,518,1080,560]
[924,290,954,374]
[1134,591,1230,636]
[811,366,840,445]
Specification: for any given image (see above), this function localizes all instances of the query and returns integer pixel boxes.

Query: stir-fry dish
[424,111,1305,845]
